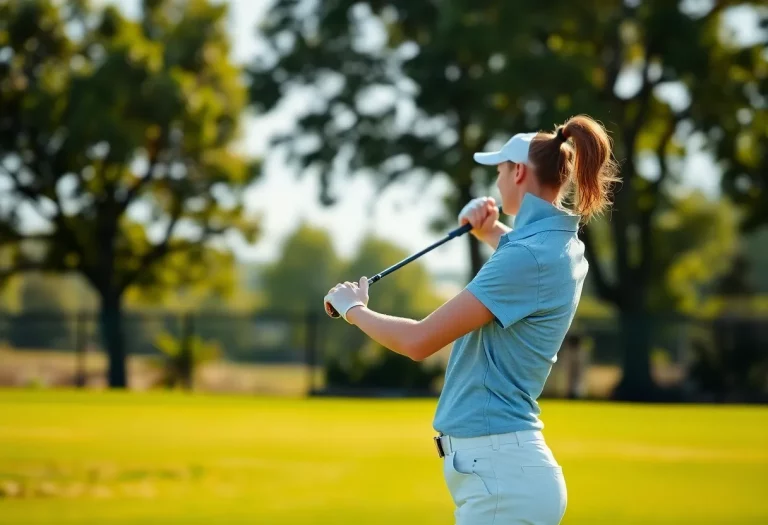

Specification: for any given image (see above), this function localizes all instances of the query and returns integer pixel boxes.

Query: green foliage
[262,224,342,315]
[12,273,92,313]
[325,339,444,394]
[657,193,739,314]
[342,238,444,315]
[741,227,768,293]
[325,237,446,392]
[259,221,445,316]
[575,295,616,320]
[152,328,221,390]
[6,273,79,350]
[251,0,767,399]
[0,276,21,313]
[260,222,445,390]
[0,0,259,386]
[688,318,768,402]
[581,191,740,316]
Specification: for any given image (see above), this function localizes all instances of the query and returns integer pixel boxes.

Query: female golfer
[324,114,619,525]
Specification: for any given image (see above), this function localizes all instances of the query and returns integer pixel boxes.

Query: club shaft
[326,206,502,317]
[369,206,503,286]
[368,224,472,286]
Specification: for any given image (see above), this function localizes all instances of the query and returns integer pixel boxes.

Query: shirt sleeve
[466,243,539,329]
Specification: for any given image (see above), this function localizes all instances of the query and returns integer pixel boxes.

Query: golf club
[325,206,503,318]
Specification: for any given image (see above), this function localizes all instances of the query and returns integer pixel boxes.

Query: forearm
[345,306,427,361]
[474,222,512,250]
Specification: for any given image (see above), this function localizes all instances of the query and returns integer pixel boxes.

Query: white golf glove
[324,277,369,322]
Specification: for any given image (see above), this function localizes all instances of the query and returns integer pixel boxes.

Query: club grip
[453,221,473,236]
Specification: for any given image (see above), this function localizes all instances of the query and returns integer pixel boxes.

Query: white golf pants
[440,430,567,525]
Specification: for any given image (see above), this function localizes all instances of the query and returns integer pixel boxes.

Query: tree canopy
[0,0,259,386]
[262,223,342,315]
[250,0,767,399]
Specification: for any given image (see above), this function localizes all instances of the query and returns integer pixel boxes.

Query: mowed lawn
[0,391,766,525]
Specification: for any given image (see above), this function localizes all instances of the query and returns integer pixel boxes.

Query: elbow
[395,320,440,362]
[408,347,428,362]
[402,335,437,362]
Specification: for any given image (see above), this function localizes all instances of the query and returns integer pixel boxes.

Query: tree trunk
[605,133,657,400]
[612,283,656,401]
[613,312,655,400]
[99,291,126,388]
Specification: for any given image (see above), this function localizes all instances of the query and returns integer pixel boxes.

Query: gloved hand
[324,276,369,322]
[458,197,499,236]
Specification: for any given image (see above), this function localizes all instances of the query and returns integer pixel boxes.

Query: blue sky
[93,1,768,279]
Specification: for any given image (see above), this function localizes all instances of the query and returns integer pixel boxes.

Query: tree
[653,193,739,314]
[7,273,78,350]
[324,236,445,392]
[262,223,342,314]
[0,0,259,387]
[153,327,221,390]
[249,223,342,362]
[584,190,739,316]
[250,0,766,400]
[738,227,768,294]
[342,237,444,315]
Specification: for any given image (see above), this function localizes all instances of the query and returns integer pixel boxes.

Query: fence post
[305,312,318,395]
[75,311,87,388]
[181,312,195,391]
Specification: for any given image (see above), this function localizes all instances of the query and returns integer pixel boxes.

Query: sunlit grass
[0,390,766,524]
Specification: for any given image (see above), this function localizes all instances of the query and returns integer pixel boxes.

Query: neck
[523,184,560,207]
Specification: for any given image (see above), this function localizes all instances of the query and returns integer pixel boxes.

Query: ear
[515,163,527,184]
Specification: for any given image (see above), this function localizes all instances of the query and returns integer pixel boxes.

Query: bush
[687,318,768,402]
[323,342,444,395]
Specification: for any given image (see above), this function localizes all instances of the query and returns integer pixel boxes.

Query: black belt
[433,433,446,458]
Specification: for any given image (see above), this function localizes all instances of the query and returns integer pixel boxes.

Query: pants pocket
[443,451,498,525]
[443,450,494,501]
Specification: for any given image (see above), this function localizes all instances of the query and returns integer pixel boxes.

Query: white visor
[473,132,537,166]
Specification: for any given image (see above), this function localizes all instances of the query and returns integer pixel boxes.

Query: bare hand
[458,197,499,237]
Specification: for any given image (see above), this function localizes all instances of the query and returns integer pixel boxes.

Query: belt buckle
[434,435,445,458]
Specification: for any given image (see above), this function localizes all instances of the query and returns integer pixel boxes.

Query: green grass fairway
[0,391,766,524]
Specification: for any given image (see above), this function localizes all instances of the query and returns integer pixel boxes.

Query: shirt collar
[502,193,581,243]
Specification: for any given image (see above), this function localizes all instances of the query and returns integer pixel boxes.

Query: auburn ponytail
[528,115,620,222]
[562,115,620,220]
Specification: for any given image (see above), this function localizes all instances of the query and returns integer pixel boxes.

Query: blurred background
[0,1,766,524]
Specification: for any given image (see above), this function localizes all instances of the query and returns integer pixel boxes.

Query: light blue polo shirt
[433,193,588,438]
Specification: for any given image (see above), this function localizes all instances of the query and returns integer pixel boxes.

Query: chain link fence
[0,310,766,401]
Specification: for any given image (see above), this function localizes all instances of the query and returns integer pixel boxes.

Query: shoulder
[467,240,541,328]
[470,241,540,290]
[493,240,540,273]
